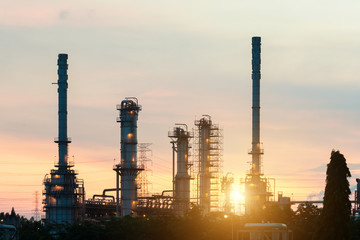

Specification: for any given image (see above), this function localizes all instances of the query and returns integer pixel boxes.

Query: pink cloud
[0,5,58,27]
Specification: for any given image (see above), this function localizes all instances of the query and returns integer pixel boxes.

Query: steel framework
[194,115,223,214]
[137,143,153,198]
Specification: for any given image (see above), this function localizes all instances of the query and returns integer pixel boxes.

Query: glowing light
[127,133,133,139]
[231,190,245,203]
[53,185,64,191]
[54,175,60,179]
[50,197,56,205]
[224,214,228,219]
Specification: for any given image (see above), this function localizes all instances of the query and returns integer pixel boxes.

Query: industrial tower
[194,115,223,215]
[43,54,85,224]
[137,143,152,198]
[114,98,143,217]
[169,125,192,215]
[242,37,273,215]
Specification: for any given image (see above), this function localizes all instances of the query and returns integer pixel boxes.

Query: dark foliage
[18,219,54,240]
[13,206,360,240]
[293,202,321,240]
[349,218,360,240]
[315,150,352,240]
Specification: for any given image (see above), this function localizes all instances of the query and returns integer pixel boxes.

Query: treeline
[16,205,360,240]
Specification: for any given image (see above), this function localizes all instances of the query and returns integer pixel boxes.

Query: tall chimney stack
[244,36,273,215]
[56,53,71,168]
[250,37,262,175]
[43,54,84,224]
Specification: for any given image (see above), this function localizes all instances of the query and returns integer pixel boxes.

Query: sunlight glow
[231,189,245,203]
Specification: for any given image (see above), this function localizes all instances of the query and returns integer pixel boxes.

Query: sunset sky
[1,0,360,218]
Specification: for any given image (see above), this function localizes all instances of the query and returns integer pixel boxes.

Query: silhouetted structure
[194,115,223,215]
[114,98,143,216]
[353,178,360,216]
[242,37,273,215]
[169,124,192,215]
[43,54,85,224]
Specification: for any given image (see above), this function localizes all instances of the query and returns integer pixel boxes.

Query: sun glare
[231,189,245,203]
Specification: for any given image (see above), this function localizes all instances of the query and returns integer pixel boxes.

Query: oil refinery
[41,37,360,225]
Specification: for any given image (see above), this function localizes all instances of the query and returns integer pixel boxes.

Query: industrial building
[40,44,289,223]
[42,38,360,224]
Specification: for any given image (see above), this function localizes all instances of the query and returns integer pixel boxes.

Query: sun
[231,189,245,203]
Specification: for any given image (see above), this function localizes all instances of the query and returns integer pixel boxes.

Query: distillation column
[114,98,142,216]
[195,115,222,215]
[169,125,192,215]
[43,54,84,224]
[196,117,212,215]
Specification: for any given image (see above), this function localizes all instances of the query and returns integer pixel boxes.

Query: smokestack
[251,37,262,175]
[244,36,272,215]
[44,54,85,224]
[56,53,71,168]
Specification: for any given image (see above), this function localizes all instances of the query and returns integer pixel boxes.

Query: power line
[0,184,41,187]
[0,172,43,176]
[33,191,40,221]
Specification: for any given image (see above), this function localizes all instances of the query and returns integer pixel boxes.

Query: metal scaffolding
[137,190,174,217]
[137,143,153,198]
[194,115,223,214]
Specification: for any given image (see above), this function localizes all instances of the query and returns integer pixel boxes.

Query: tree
[294,202,321,239]
[314,150,351,240]
[18,219,54,240]
[261,203,294,225]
